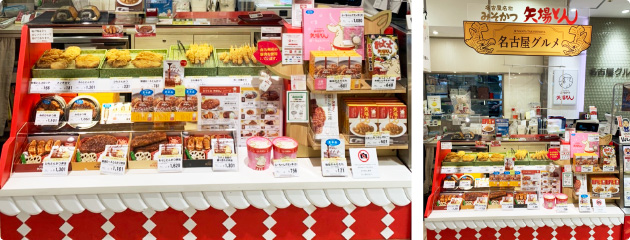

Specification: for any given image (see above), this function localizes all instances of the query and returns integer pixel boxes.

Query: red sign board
[548,148,560,161]
[254,41,281,66]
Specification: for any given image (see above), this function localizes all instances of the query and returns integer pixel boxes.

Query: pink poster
[570,133,599,158]
[302,8,365,60]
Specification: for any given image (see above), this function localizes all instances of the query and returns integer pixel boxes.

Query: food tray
[99,49,168,78]
[168,45,217,76]
[215,48,266,76]
[32,49,106,78]
[474,152,506,166]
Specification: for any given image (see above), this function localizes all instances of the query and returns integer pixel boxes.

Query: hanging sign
[463,21,591,56]
[553,70,578,105]
[253,41,281,66]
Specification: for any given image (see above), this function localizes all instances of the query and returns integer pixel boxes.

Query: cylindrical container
[33,95,67,130]
[66,95,100,129]
[555,193,568,205]
[246,137,272,171]
[543,193,556,209]
[272,137,298,160]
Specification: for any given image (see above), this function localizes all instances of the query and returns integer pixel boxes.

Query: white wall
[504,74,542,117]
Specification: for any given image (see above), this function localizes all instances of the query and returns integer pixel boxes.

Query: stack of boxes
[341,97,407,144]
[309,50,362,90]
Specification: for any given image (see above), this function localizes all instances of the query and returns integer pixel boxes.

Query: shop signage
[102,25,123,38]
[620,118,630,144]
[349,148,380,178]
[552,70,578,105]
[253,41,281,66]
[589,67,630,77]
[479,5,578,25]
[135,25,156,37]
[463,21,591,56]
[481,4,517,22]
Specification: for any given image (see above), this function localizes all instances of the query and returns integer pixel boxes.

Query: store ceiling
[571,0,630,18]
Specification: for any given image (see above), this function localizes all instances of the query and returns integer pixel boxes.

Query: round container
[33,95,67,130]
[543,193,556,209]
[246,137,272,170]
[555,193,568,205]
[458,174,474,190]
[272,137,298,160]
[66,95,100,129]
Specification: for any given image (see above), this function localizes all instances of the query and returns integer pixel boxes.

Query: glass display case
[425,74,503,117]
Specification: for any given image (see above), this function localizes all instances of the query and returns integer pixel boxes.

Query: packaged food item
[514,191,535,208]
[458,174,474,190]
[434,193,463,210]
[543,193,556,209]
[272,137,298,160]
[570,132,599,158]
[51,6,78,23]
[33,95,67,130]
[16,135,77,172]
[74,133,130,170]
[600,145,616,167]
[574,173,587,194]
[574,153,599,172]
[128,132,182,170]
[461,192,487,210]
[310,94,339,140]
[488,191,512,209]
[442,175,458,190]
[79,5,101,22]
[302,8,365,61]
[101,102,131,124]
[131,89,156,122]
[246,137,272,171]
[591,176,620,198]
[365,34,400,80]
[66,96,100,129]
[555,193,568,205]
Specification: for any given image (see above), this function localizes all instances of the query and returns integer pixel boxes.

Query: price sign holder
[322,158,348,177]
[35,111,60,126]
[98,145,128,175]
[556,203,569,213]
[42,160,70,176]
[68,109,93,125]
[273,158,299,177]
[326,75,351,91]
[365,132,390,147]
[446,198,462,212]
[501,201,514,211]
[213,153,238,171]
[371,75,396,90]
[440,142,452,150]
[603,165,615,172]
[157,144,183,173]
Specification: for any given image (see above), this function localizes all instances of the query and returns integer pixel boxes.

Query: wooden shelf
[307,128,408,150]
[307,75,407,94]
[573,192,620,200]
[572,166,619,174]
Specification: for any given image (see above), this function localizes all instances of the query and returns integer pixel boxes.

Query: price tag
[478,166,490,173]
[42,161,70,176]
[139,77,163,89]
[158,155,183,172]
[459,180,472,189]
[527,201,539,210]
[603,165,615,172]
[326,75,351,91]
[501,202,514,211]
[184,77,207,88]
[599,192,612,199]
[340,11,364,27]
[581,165,593,172]
[322,158,349,177]
[556,203,568,213]
[475,178,489,188]
[578,194,592,212]
[35,111,60,126]
[365,132,390,147]
[372,75,396,90]
[30,79,54,93]
[592,199,606,213]
[441,167,458,174]
[111,78,131,91]
[440,142,452,150]
[74,79,98,92]
[463,166,477,173]
[474,202,487,211]
[563,172,573,187]
[490,166,505,172]
[273,158,299,177]
[229,76,253,86]
[100,158,126,175]
[54,79,73,92]
[291,75,307,90]
[446,198,461,212]
[21,14,32,24]
[443,180,456,189]
[213,153,238,171]
[68,110,93,125]
[30,28,53,43]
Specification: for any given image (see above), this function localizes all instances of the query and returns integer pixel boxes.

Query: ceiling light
[623,9,630,13]
[432,30,438,35]
[571,8,576,12]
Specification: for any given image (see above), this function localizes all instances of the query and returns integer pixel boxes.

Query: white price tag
[326,75,351,91]
[322,158,349,177]
[42,161,70,176]
[273,158,299,177]
[440,142,452,150]
[21,14,32,23]
[111,78,132,91]
[443,180,456,189]
[461,166,474,173]
[229,76,253,86]
[372,75,396,90]
[365,132,390,147]
[447,200,461,212]
[184,77,206,88]
[501,202,514,211]
[30,28,53,43]
[603,165,615,172]
[340,11,364,27]
[592,199,606,213]
[68,110,93,124]
[490,166,505,172]
[291,75,307,90]
[35,111,60,126]
[441,167,458,174]
[213,153,238,171]
[599,192,612,199]
[158,155,183,172]
[459,180,472,188]
[581,165,593,172]
[556,203,568,213]
[54,79,73,92]
[527,201,539,210]
[74,79,98,92]
[30,79,54,93]
[139,77,163,89]
[478,166,490,173]
[100,159,127,175]
[474,203,487,211]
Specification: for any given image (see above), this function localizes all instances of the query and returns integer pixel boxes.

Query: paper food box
[310,93,339,140]
[570,133,599,158]
[148,0,173,18]
[182,131,236,168]
[128,131,182,169]
[302,8,365,61]
[73,133,131,171]
[365,34,401,80]
[14,135,78,173]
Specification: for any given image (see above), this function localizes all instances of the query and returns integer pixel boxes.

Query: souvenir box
[302,7,365,61]
[182,131,236,168]
[128,131,182,169]
[13,135,78,173]
[73,133,130,171]
[365,34,401,80]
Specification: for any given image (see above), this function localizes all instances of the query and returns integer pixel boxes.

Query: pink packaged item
[272,137,298,160]
[570,133,599,158]
[302,8,365,60]
[247,137,272,171]
[543,193,555,209]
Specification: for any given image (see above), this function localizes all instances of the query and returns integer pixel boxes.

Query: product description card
[282,33,303,65]
[349,148,380,178]
[30,28,53,43]
[99,145,129,175]
[213,153,238,172]
[286,91,309,123]
[273,158,299,177]
[157,144,183,172]
[322,158,348,177]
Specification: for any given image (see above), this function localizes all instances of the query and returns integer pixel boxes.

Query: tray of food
[442,151,474,166]
[513,149,530,165]
[473,152,504,166]
[216,45,266,76]
[100,49,168,78]
[168,44,217,76]
[32,47,106,78]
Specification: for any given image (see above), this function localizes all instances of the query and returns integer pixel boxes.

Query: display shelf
[0,148,411,197]
[306,128,409,150]
[572,165,619,174]
[306,75,406,94]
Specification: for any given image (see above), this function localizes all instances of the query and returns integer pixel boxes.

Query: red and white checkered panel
[426,225,622,240]
[1,204,411,240]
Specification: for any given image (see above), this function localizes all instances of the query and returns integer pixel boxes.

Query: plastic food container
[66,95,100,129]
[246,137,272,170]
[272,137,298,160]
[555,193,568,205]
[543,193,556,209]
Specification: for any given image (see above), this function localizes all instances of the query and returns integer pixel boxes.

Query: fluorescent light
[623,9,630,13]
[432,30,438,35]
[571,8,576,12]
